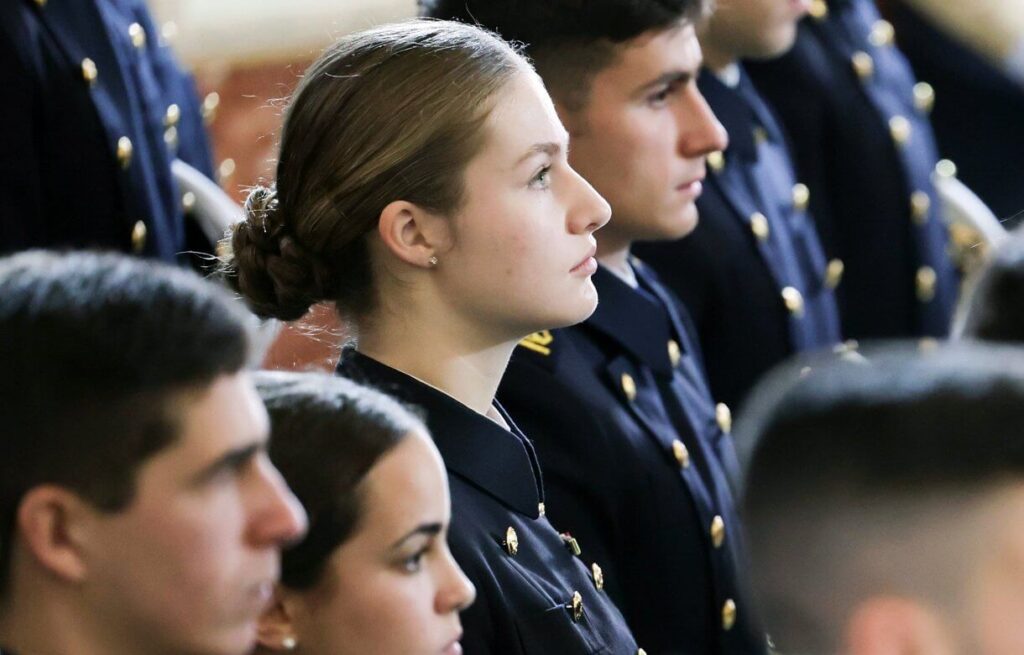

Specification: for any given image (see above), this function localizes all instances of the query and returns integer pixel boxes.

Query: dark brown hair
[220,20,526,322]
[254,371,426,589]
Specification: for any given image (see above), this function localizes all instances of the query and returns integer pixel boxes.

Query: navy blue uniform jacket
[0,0,215,260]
[499,263,766,655]
[635,69,841,409]
[746,0,959,339]
[337,350,641,655]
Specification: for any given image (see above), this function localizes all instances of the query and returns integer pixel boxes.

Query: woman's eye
[529,165,552,190]
[402,548,428,573]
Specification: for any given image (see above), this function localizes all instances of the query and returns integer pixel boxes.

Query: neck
[698,37,738,73]
[357,306,516,417]
[595,232,632,279]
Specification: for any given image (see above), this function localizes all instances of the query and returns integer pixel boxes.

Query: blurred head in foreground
[742,343,1024,655]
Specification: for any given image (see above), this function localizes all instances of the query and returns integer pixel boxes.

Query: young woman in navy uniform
[0,0,216,260]
[222,20,642,655]
[745,0,960,339]
[633,0,843,410]
[421,1,768,652]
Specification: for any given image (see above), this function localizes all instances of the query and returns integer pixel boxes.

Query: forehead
[475,69,569,167]
[358,432,448,539]
[592,22,701,95]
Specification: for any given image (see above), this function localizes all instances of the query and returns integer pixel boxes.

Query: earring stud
[282,636,297,651]
[428,255,439,267]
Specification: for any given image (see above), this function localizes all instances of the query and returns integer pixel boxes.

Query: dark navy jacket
[337,350,641,655]
[885,1,1024,224]
[0,0,215,261]
[746,0,959,339]
[499,263,766,655]
[635,68,841,409]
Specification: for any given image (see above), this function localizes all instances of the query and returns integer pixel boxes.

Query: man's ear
[15,485,93,583]
[377,200,451,269]
[843,596,955,655]
[257,591,301,651]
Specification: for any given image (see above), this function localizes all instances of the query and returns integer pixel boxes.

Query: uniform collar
[586,264,681,376]
[336,349,544,518]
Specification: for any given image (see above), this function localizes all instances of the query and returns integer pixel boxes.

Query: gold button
[910,190,931,225]
[667,339,681,367]
[164,126,178,151]
[34,0,46,6]
[638,650,648,655]
[711,515,726,548]
[182,191,196,212]
[537,502,546,517]
[935,159,958,179]
[707,151,725,173]
[560,532,582,557]
[851,51,874,80]
[792,183,810,212]
[868,19,895,47]
[202,91,221,125]
[130,220,147,253]
[750,212,770,242]
[723,599,737,630]
[825,258,844,289]
[916,266,936,302]
[753,126,769,145]
[569,591,584,622]
[81,57,98,84]
[672,439,691,469]
[621,372,637,402]
[809,0,828,19]
[716,402,732,434]
[913,82,935,114]
[889,115,912,146]
[592,562,605,591]
[782,286,805,317]
[128,22,146,49]
[164,103,181,127]
[116,136,133,168]
[503,526,518,556]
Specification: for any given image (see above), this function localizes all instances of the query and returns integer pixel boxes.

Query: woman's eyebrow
[390,522,443,550]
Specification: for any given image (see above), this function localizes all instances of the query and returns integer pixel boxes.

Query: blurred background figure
[741,344,1024,655]
[746,0,963,342]
[253,371,476,655]
[879,0,1024,227]
[955,230,1024,341]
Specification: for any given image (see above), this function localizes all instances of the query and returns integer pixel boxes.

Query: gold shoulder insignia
[519,330,554,356]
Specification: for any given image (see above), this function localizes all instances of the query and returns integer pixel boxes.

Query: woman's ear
[377,200,452,269]
[257,591,301,651]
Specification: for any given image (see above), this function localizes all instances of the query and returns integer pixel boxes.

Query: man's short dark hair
[419,0,710,110]
[0,251,253,592]
[739,344,1024,653]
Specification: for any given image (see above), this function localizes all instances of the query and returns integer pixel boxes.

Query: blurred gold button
[130,220,147,253]
[711,515,726,548]
[809,0,828,19]
[889,115,912,146]
[503,526,518,556]
[592,562,605,591]
[81,57,98,84]
[753,126,769,145]
[164,103,181,127]
[668,339,681,367]
[792,183,810,212]
[910,190,931,225]
[716,402,732,434]
[182,191,196,212]
[723,599,737,630]
[128,22,146,49]
[708,151,725,172]
[868,19,895,47]
[851,51,874,80]
[672,439,690,469]
[935,159,958,179]
[560,532,582,557]
[782,286,805,317]
[202,91,221,125]
[916,266,936,302]
[116,136,133,168]
[825,258,844,289]
[34,0,46,7]
[914,82,935,114]
[570,591,584,622]
[621,372,637,401]
[638,650,648,655]
[750,212,770,242]
[164,126,178,150]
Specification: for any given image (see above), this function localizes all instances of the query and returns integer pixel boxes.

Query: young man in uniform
[422,1,765,652]
[0,251,307,655]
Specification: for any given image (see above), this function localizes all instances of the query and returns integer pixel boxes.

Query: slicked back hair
[419,0,711,111]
